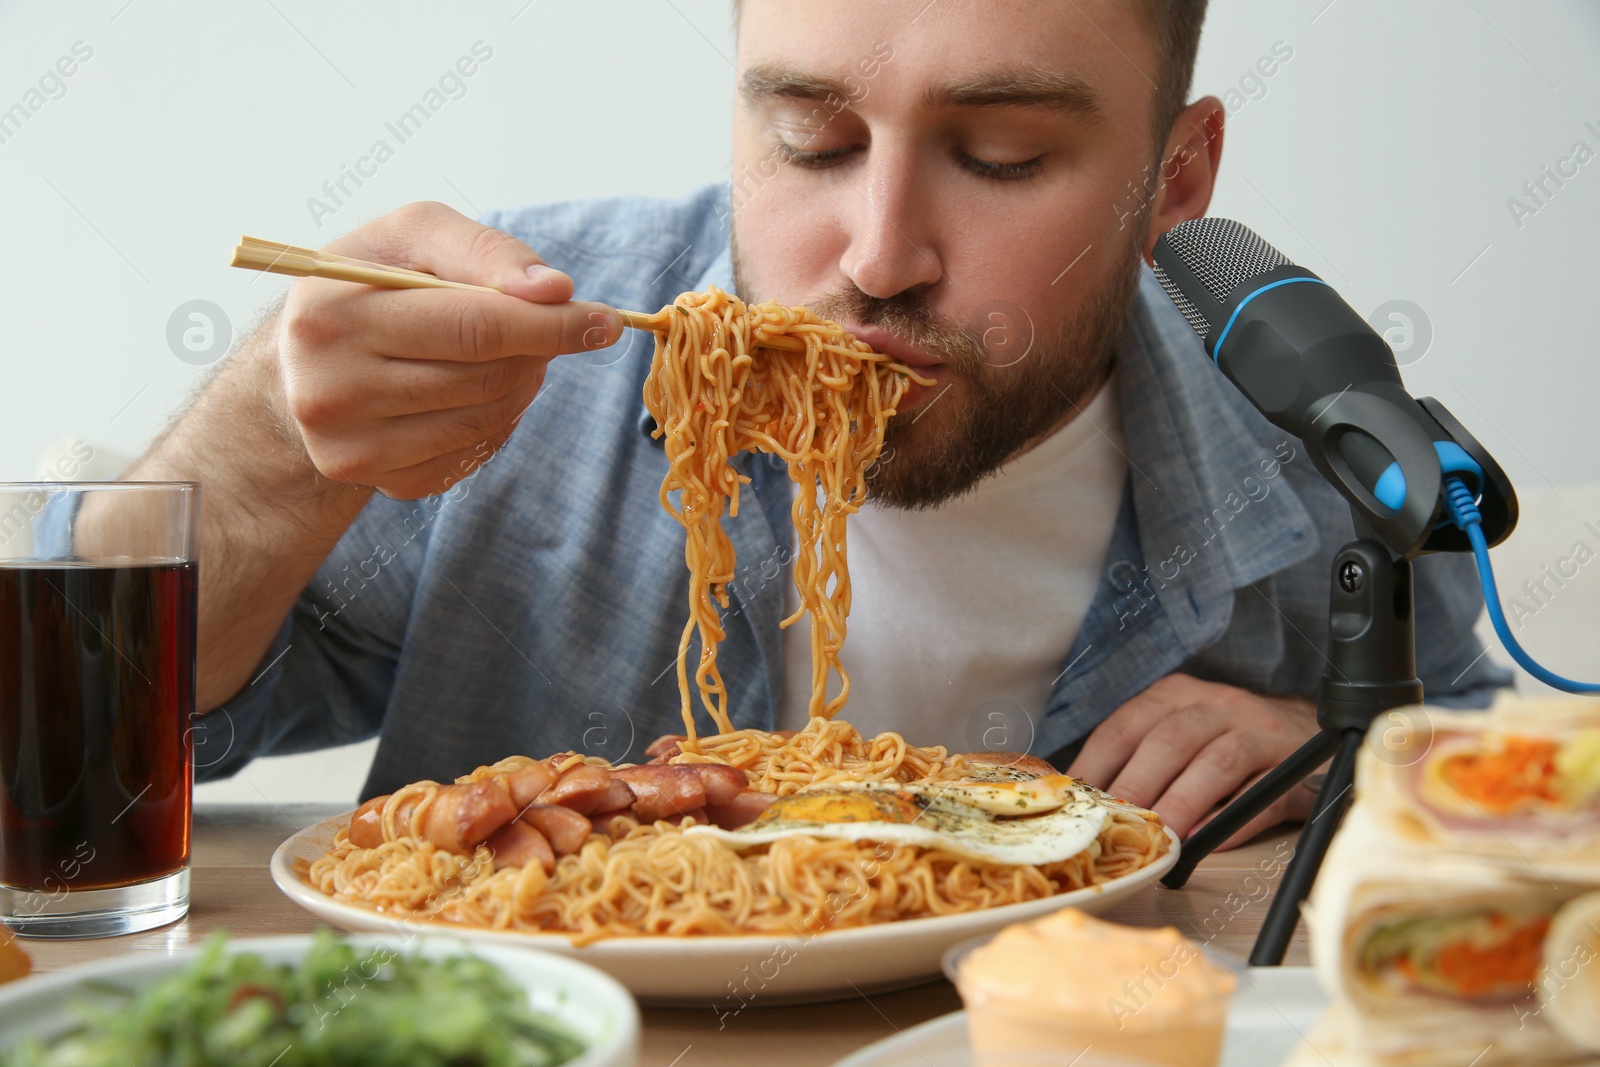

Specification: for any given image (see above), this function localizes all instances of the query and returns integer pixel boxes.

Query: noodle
[640,286,920,739]
[307,719,1171,944]
[301,291,1172,943]
[665,716,956,794]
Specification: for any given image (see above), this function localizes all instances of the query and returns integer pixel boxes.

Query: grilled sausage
[689,763,749,806]
[348,795,388,848]
[520,804,592,856]
[506,762,560,809]
[643,734,686,761]
[536,764,615,814]
[350,792,426,847]
[590,777,637,814]
[486,820,555,873]
[611,765,707,822]
[421,780,519,854]
[704,791,778,829]
[390,793,422,836]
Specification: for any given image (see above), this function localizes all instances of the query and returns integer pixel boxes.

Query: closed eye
[955,150,1044,182]
[773,142,857,169]
[771,142,1046,181]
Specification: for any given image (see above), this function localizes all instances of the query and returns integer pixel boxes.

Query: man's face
[730,0,1166,508]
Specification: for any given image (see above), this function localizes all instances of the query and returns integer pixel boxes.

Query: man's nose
[837,142,944,300]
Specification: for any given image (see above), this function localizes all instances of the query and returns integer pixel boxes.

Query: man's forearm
[123,306,372,710]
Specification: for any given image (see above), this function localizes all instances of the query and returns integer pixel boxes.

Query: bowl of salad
[0,930,638,1067]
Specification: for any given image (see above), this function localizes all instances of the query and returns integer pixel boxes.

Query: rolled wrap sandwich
[1358,700,1600,866]
[1539,890,1600,1051]
[1299,806,1593,1066]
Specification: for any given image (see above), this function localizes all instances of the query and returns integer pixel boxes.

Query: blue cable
[1442,475,1600,692]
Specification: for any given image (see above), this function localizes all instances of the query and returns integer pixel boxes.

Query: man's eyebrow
[739,63,1104,121]
[928,69,1104,119]
[739,65,852,103]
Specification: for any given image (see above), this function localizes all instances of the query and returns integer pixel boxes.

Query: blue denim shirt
[198,185,1511,798]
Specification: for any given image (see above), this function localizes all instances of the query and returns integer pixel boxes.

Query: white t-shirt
[776,372,1130,745]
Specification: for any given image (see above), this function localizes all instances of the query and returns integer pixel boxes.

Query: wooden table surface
[21,805,1308,1067]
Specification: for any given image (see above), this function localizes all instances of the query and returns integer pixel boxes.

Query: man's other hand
[1067,673,1319,849]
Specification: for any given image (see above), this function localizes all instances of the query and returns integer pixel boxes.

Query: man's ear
[1142,96,1226,263]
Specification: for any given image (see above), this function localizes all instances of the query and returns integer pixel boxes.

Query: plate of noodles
[271,717,1179,1005]
[271,290,1174,1004]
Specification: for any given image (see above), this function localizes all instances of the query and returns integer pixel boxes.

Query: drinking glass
[0,482,199,937]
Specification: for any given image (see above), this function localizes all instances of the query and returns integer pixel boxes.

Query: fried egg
[925,762,1082,815]
[686,778,1111,866]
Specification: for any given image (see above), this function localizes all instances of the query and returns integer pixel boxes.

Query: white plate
[832,967,1328,1067]
[0,933,639,1067]
[271,812,1180,1006]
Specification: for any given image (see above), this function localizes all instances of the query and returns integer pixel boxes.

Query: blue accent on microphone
[1372,442,1485,513]
[1210,277,1333,362]
[1374,463,1406,510]
[1444,475,1600,692]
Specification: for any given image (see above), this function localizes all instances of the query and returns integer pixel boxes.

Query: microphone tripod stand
[1160,399,1517,965]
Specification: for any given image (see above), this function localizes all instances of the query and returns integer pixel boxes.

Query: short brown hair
[1139,0,1211,145]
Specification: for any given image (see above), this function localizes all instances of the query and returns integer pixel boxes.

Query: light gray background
[2,1,1596,803]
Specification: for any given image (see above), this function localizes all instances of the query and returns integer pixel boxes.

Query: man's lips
[840,323,943,371]
[836,323,946,413]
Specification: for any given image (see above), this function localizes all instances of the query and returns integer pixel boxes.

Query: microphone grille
[1159,218,1292,306]
[1153,271,1210,337]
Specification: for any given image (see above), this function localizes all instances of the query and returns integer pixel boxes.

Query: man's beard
[729,235,1146,510]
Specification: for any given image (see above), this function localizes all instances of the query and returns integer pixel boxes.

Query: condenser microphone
[1151,218,1510,558]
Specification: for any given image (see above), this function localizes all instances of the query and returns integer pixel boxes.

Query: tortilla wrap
[1357,698,1600,866]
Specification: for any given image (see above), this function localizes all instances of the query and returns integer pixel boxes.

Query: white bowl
[0,933,639,1067]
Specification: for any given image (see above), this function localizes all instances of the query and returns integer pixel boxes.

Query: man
[130,0,1506,848]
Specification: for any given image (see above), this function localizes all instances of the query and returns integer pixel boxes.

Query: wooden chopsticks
[231,237,500,294]
[228,237,806,352]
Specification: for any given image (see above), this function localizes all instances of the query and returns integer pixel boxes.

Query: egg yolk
[753,790,924,826]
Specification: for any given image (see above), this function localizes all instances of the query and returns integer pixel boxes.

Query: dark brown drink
[0,560,196,891]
